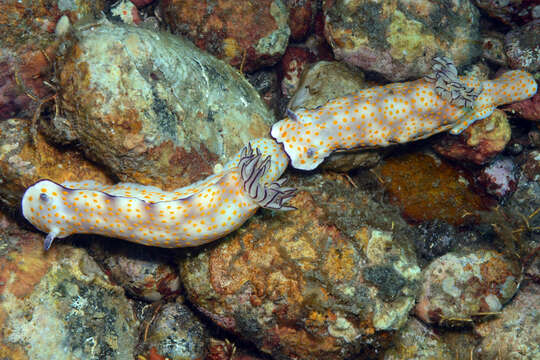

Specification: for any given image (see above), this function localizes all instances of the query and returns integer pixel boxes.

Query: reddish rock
[130,0,155,8]
[279,46,313,97]
[160,0,290,72]
[323,0,481,81]
[433,109,511,165]
[474,0,538,26]
[415,250,521,326]
[0,118,112,210]
[504,91,540,121]
[180,173,420,360]
[284,0,315,41]
[476,157,518,201]
[0,0,107,120]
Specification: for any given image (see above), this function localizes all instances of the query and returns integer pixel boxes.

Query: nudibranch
[21,138,295,250]
[271,57,538,170]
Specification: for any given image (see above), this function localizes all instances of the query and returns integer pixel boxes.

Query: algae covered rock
[180,173,421,360]
[54,22,275,190]
[323,0,481,81]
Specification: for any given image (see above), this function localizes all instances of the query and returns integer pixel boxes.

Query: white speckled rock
[415,250,520,326]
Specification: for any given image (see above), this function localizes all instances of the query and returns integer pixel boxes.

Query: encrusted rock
[90,242,180,302]
[383,318,454,359]
[0,118,112,210]
[180,173,420,360]
[323,0,481,81]
[0,216,139,359]
[474,283,540,359]
[505,20,540,72]
[284,0,316,41]
[142,301,209,360]
[476,157,518,201]
[433,109,511,165]
[415,250,521,326]
[54,23,274,191]
[160,0,290,72]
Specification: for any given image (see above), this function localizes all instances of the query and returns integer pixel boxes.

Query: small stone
[414,220,457,261]
[143,302,209,360]
[415,250,521,326]
[433,109,511,165]
[475,157,518,201]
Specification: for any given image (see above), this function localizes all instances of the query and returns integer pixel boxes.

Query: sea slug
[21,138,295,250]
[271,57,538,170]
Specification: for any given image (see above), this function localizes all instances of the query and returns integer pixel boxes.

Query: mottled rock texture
[180,173,420,360]
[0,0,106,120]
[0,118,112,209]
[323,0,481,81]
[54,23,274,190]
[0,215,139,359]
[415,250,520,326]
[475,283,540,359]
[160,0,290,72]
[433,109,511,165]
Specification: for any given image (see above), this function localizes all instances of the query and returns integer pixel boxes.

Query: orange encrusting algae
[271,70,537,170]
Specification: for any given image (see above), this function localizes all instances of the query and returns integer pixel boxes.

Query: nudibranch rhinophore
[21,138,295,250]
[271,57,538,170]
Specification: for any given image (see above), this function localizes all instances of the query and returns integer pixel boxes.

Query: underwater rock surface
[323,0,481,81]
[160,0,290,72]
[55,23,274,190]
[0,214,139,359]
[142,301,209,360]
[0,118,112,209]
[433,109,511,165]
[415,250,521,326]
[180,173,421,360]
[474,282,540,359]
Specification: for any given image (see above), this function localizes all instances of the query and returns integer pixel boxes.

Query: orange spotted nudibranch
[271,57,538,170]
[21,138,295,250]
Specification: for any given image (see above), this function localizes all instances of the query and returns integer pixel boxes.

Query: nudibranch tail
[21,139,296,249]
[271,57,538,170]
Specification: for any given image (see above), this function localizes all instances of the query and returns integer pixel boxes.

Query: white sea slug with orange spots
[271,57,538,170]
[21,138,295,250]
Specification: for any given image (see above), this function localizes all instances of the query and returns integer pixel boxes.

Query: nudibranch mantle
[21,138,295,249]
[271,62,537,170]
